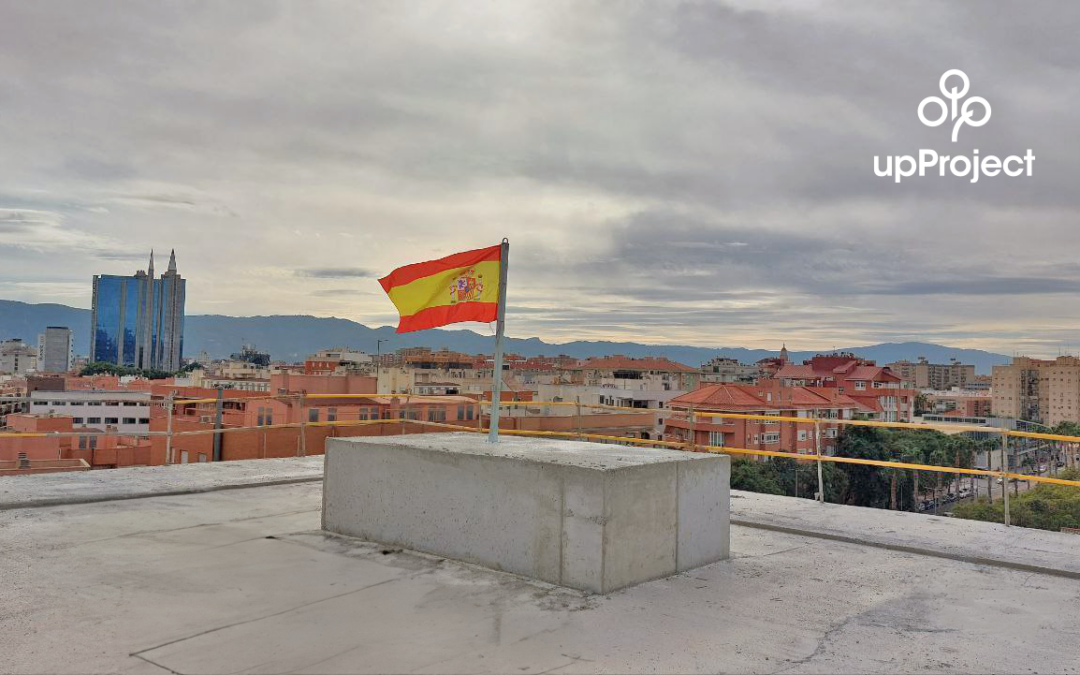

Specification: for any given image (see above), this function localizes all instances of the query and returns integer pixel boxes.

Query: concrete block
[323,433,729,593]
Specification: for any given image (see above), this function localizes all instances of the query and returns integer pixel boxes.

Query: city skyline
[2,2,1079,356]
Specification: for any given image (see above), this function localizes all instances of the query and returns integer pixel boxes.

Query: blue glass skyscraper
[90,250,186,371]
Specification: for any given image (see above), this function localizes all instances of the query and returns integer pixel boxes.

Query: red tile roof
[773,363,901,382]
[846,366,901,381]
[670,385,861,412]
[773,364,818,379]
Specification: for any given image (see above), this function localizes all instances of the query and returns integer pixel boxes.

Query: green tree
[79,361,182,380]
[832,427,976,510]
[728,457,847,502]
[954,468,1080,531]
[730,458,785,495]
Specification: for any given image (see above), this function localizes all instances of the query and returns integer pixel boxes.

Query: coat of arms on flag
[450,268,484,304]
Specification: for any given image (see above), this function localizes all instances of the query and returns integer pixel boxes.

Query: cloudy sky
[1,1,1078,354]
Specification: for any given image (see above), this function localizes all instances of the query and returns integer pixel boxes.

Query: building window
[78,436,87,449]
[798,430,808,441]
[122,418,136,424]
[328,408,337,422]
[708,431,724,447]
[105,417,119,424]
[428,408,446,423]
[139,418,149,424]
[854,381,866,390]
[762,432,780,444]
[308,409,320,423]
[87,417,102,424]
[74,417,85,425]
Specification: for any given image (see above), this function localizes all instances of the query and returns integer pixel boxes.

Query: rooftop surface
[3,458,1080,674]
[336,433,716,470]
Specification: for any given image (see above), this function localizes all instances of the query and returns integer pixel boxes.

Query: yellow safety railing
[5,397,1080,527]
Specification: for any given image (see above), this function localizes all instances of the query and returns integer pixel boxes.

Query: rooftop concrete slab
[731,490,1080,579]
[0,455,325,509]
[343,431,715,469]
[3,465,1080,673]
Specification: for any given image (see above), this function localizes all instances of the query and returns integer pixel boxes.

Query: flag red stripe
[396,302,499,333]
[379,244,501,292]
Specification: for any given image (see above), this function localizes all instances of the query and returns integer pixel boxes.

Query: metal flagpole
[488,238,510,443]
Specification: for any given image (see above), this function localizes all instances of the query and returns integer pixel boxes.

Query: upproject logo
[875,69,1034,183]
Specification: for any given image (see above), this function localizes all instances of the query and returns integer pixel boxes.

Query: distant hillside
[0,299,1011,373]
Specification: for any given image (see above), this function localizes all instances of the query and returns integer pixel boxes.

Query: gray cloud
[0,1,1078,354]
[298,268,373,279]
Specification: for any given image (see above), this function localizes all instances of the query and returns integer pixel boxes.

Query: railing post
[1001,429,1010,527]
[165,392,175,465]
[815,419,824,503]
[575,396,582,441]
[212,387,224,462]
[688,404,696,452]
[298,392,307,457]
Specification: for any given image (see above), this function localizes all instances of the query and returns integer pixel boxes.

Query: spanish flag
[379,244,503,333]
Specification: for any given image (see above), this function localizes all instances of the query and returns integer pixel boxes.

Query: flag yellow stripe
[386,259,500,317]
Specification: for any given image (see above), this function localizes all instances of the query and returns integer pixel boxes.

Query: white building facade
[29,390,152,436]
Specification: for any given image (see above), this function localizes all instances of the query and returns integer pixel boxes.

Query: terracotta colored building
[925,392,992,418]
[155,386,482,464]
[771,354,915,422]
[0,413,158,472]
[664,381,862,456]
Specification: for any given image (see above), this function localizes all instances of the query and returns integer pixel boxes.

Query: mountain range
[0,299,1011,373]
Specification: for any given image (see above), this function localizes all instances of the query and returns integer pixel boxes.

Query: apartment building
[923,391,992,417]
[199,360,273,391]
[664,381,861,455]
[991,355,1080,425]
[772,353,915,422]
[561,356,700,391]
[304,348,373,375]
[37,326,74,373]
[0,339,37,375]
[0,413,158,471]
[700,357,759,384]
[28,390,152,436]
[534,382,683,439]
[887,357,976,390]
[0,377,26,427]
